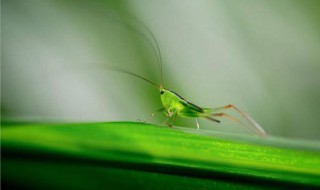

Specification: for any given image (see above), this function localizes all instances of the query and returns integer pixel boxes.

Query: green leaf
[2,122,320,189]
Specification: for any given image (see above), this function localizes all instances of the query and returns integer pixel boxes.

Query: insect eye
[160,91,164,95]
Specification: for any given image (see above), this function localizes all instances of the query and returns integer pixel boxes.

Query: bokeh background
[2,0,320,139]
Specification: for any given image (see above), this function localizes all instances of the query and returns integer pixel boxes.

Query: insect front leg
[162,114,175,127]
[162,109,178,127]
[168,112,178,127]
[151,107,166,117]
[143,108,166,123]
[162,117,170,125]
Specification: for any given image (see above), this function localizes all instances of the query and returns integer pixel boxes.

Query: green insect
[109,18,267,137]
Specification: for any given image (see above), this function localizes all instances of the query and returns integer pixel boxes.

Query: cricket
[109,17,267,137]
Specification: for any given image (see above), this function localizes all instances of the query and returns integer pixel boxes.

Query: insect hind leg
[211,104,266,136]
[212,112,255,133]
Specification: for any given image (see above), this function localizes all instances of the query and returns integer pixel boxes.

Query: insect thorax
[160,89,186,114]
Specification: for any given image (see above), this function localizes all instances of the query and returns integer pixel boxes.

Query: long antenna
[109,66,160,88]
[138,22,163,86]
[104,13,163,86]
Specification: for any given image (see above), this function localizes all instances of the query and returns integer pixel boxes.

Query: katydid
[112,67,266,136]
[109,18,267,137]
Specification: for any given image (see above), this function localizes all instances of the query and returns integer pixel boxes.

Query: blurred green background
[2,0,320,139]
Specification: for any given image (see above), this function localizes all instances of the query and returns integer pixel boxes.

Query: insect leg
[167,112,178,127]
[162,116,170,125]
[213,113,245,126]
[212,113,261,135]
[162,111,175,126]
[211,104,266,136]
[143,107,166,123]
[151,107,166,117]
[196,118,200,130]
[204,116,220,123]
